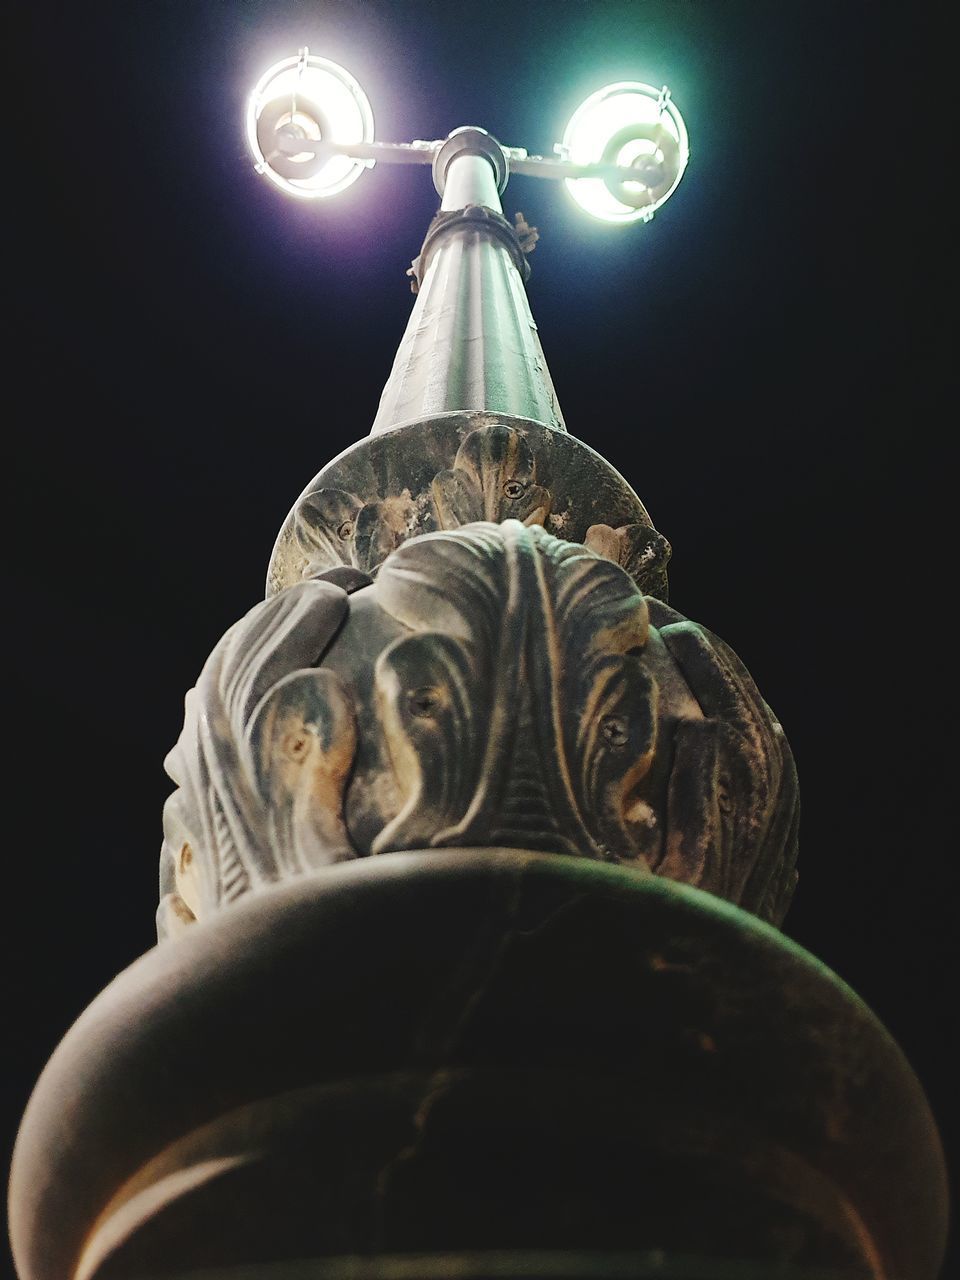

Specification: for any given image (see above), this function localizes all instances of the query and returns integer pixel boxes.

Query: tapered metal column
[370,129,565,435]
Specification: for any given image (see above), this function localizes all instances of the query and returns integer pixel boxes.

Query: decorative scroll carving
[373,633,484,854]
[292,424,553,582]
[161,522,797,939]
[585,522,672,599]
[368,524,657,864]
[293,488,421,578]
[293,488,363,572]
[158,578,362,939]
[649,599,799,921]
[432,424,551,528]
[269,412,670,600]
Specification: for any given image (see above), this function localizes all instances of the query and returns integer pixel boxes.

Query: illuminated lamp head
[246,48,374,199]
[561,82,689,224]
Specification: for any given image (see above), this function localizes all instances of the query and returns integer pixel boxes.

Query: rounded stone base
[9,851,948,1280]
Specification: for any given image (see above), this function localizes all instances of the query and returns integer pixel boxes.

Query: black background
[8,1,953,1272]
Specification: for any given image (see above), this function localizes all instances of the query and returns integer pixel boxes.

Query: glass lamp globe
[246,50,374,199]
[561,82,689,224]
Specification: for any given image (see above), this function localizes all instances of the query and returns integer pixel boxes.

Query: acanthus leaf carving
[432,424,552,529]
[162,520,798,937]
[585,522,672,599]
[293,488,363,574]
[294,488,427,580]
[158,578,359,939]
[431,467,480,529]
[371,633,485,855]
[285,422,673,600]
[565,653,660,866]
[653,613,798,918]
[353,498,411,575]
[248,667,357,873]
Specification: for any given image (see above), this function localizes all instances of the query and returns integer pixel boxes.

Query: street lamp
[246,49,688,437]
[246,49,375,198]
[559,80,689,222]
[246,47,689,219]
[8,44,947,1280]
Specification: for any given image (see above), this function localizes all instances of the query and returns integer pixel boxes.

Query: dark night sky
[8,0,953,1270]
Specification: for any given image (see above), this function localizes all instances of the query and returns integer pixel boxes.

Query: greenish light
[561,82,689,224]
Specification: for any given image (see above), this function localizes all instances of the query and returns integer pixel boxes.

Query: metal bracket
[406,205,532,293]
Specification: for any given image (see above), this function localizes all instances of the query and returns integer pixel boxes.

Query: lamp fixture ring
[561,81,689,223]
[600,121,681,209]
[255,97,334,180]
[245,49,375,199]
[432,127,509,196]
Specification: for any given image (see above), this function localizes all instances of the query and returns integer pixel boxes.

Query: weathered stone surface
[268,413,671,600]
[160,521,797,938]
[10,854,949,1280]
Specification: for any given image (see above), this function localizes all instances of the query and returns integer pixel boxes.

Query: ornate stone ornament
[12,86,950,1280]
[269,412,672,600]
[161,520,797,938]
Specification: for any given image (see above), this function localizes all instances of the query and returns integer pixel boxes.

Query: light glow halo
[561,82,689,224]
[246,51,374,199]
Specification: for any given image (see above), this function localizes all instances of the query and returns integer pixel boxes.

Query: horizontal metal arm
[274,133,437,166]
[273,130,666,189]
[508,151,666,187]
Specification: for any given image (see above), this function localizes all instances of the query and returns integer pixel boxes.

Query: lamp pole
[9,48,947,1280]
[371,127,565,434]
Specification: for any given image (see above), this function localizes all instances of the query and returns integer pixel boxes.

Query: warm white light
[561,82,689,224]
[246,50,374,199]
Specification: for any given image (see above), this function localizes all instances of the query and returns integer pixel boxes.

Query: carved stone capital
[162,521,797,938]
[269,412,671,599]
